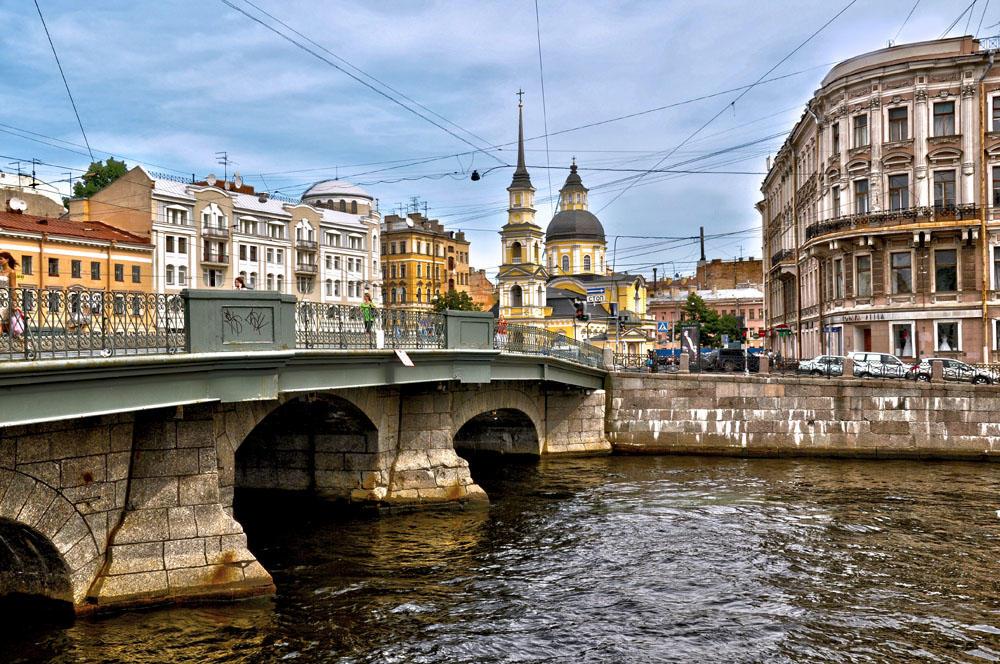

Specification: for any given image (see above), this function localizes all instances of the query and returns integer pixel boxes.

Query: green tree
[72,158,128,198]
[431,290,481,312]
[679,292,740,348]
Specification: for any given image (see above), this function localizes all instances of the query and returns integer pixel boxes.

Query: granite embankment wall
[606,373,1000,460]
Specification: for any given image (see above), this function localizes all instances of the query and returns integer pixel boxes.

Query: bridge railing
[495,322,605,369]
[295,302,445,350]
[0,286,185,361]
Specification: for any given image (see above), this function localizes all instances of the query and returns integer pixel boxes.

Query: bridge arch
[0,469,102,608]
[453,408,541,456]
[451,386,545,454]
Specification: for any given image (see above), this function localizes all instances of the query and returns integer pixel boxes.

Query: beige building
[380,212,471,311]
[761,35,1000,363]
[468,268,496,310]
[70,168,380,304]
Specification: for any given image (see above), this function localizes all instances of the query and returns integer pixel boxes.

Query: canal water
[4,455,999,663]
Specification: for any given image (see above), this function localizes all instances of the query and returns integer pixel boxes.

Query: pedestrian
[0,251,23,346]
[234,276,247,290]
[360,292,376,347]
[496,314,508,349]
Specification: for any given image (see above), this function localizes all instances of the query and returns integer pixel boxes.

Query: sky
[0,0,993,281]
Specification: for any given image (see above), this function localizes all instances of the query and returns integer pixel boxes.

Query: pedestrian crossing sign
[657,321,670,333]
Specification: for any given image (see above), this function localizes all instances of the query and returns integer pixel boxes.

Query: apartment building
[761,35,1000,363]
[380,212,470,311]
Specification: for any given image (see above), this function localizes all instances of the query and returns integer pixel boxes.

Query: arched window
[600,256,604,273]
[339,199,347,212]
[561,255,570,273]
[583,255,592,272]
[325,279,333,296]
[276,274,284,292]
[510,285,523,307]
[391,288,397,303]
[400,287,407,303]
[165,264,175,285]
[266,273,274,290]
[351,200,358,214]
[249,271,257,289]
[511,241,522,263]
[178,266,187,286]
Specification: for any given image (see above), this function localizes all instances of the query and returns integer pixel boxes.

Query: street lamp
[470,165,512,181]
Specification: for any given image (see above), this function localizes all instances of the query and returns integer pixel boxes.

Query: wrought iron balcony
[295,262,318,274]
[201,253,229,265]
[296,239,318,250]
[771,248,794,265]
[805,204,980,241]
[201,225,230,239]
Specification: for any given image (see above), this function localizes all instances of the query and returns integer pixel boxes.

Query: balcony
[770,248,794,265]
[805,204,980,241]
[202,225,230,239]
[202,252,229,266]
[296,238,318,251]
[295,262,318,274]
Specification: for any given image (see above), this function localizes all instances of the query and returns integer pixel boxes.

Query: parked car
[911,357,995,384]
[709,348,759,372]
[847,351,910,379]
[798,354,846,377]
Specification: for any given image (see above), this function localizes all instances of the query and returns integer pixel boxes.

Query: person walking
[360,292,376,348]
[0,252,24,348]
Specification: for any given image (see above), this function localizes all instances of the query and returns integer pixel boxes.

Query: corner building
[761,35,1000,363]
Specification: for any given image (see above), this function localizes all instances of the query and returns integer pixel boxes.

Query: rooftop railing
[806,204,980,240]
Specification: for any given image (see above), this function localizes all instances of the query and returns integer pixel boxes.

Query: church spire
[510,90,532,189]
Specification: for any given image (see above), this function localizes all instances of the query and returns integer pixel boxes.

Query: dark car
[711,348,759,372]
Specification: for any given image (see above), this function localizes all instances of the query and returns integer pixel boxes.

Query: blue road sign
[657,321,670,333]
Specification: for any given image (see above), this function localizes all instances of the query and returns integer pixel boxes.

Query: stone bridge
[0,291,608,615]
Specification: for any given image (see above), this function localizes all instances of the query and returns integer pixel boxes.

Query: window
[888,107,908,141]
[276,249,283,263]
[114,264,124,282]
[339,200,347,212]
[239,245,247,261]
[934,249,957,292]
[335,280,341,297]
[891,322,915,357]
[167,265,176,286]
[853,114,868,147]
[933,101,955,136]
[166,236,175,253]
[933,170,956,209]
[511,242,522,263]
[831,185,841,217]
[21,256,32,275]
[276,274,284,292]
[167,208,187,225]
[936,321,960,352]
[994,97,1000,132]
[203,269,223,287]
[561,255,570,272]
[113,295,125,315]
[831,122,840,154]
[889,174,909,210]
[47,258,59,276]
[993,166,1000,207]
[47,291,60,313]
[351,200,357,214]
[178,266,187,286]
[334,256,342,270]
[833,258,844,299]
[71,260,82,279]
[91,262,100,280]
[584,255,592,272]
[854,179,869,214]
[249,246,257,262]
[178,237,187,254]
[856,255,872,297]
[890,252,912,294]
[400,264,406,278]
[132,265,141,283]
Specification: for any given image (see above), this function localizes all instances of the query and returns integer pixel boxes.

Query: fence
[495,322,605,369]
[0,287,185,361]
[296,302,445,350]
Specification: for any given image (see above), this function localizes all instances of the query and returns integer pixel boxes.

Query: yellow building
[381,212,471,310]
[0,209,153,294]
[495,99,655,356]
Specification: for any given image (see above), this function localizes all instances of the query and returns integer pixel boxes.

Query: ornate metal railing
[805,204,980,240]
[0,287,185,361]
[295,303,445,350]
[494,323,605,369]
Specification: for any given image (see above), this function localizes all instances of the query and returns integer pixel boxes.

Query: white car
[847,351,910,379]
[798,355,846,376]
[912,358,995,384]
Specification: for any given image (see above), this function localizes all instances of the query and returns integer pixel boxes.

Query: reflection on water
[3,456,999,663]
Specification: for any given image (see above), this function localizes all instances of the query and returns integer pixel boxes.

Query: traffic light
[574,298,590,322]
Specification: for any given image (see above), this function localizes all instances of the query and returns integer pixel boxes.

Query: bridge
[0,288,609,615]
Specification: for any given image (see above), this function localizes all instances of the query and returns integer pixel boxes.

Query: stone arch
[0,468,102,606]
[450,386,545,455]
[228,391,389,502]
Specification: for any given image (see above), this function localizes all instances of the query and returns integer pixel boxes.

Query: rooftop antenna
[8,161,23,189]
[215,151,231,183]
[30,159,39,189]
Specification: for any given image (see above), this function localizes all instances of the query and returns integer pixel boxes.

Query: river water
[5,455,1000,663]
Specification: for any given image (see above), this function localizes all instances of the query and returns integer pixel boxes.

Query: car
[711,348,759,372]
[798,354,846,376]
[911,357,995,384]
[847,351,910,379]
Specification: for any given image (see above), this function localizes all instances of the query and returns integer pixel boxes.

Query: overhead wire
[940,1,978,38]
[977,0,992,35]
[533,0,555,219]
[32,0,94,162]
[892,0,921,44]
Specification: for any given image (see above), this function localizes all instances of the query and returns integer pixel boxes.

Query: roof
[546,208,605,242]
[560,162,585,190]
[301,180,373,200]
[650,286,763,304]
[0,211,150,245]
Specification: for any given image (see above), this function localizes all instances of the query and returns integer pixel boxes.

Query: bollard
[679,353,690,373]
[759,355,770,375]
[930,358,944,382]
[843,357,854,379]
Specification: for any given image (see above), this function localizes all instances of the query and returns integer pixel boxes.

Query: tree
[431,290,481,312]
[72,158,128,198]
[679,292,739,348]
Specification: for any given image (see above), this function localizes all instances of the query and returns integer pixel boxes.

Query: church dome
[546,209,605,242]
[301,179,373,201]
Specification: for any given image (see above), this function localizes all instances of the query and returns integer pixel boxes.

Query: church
[495,98,655,357]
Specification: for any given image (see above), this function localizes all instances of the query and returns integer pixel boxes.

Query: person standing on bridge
[0,252,23,348]
[361,292,376,348]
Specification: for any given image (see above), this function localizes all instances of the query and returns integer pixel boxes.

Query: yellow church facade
[495,99,654,357]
